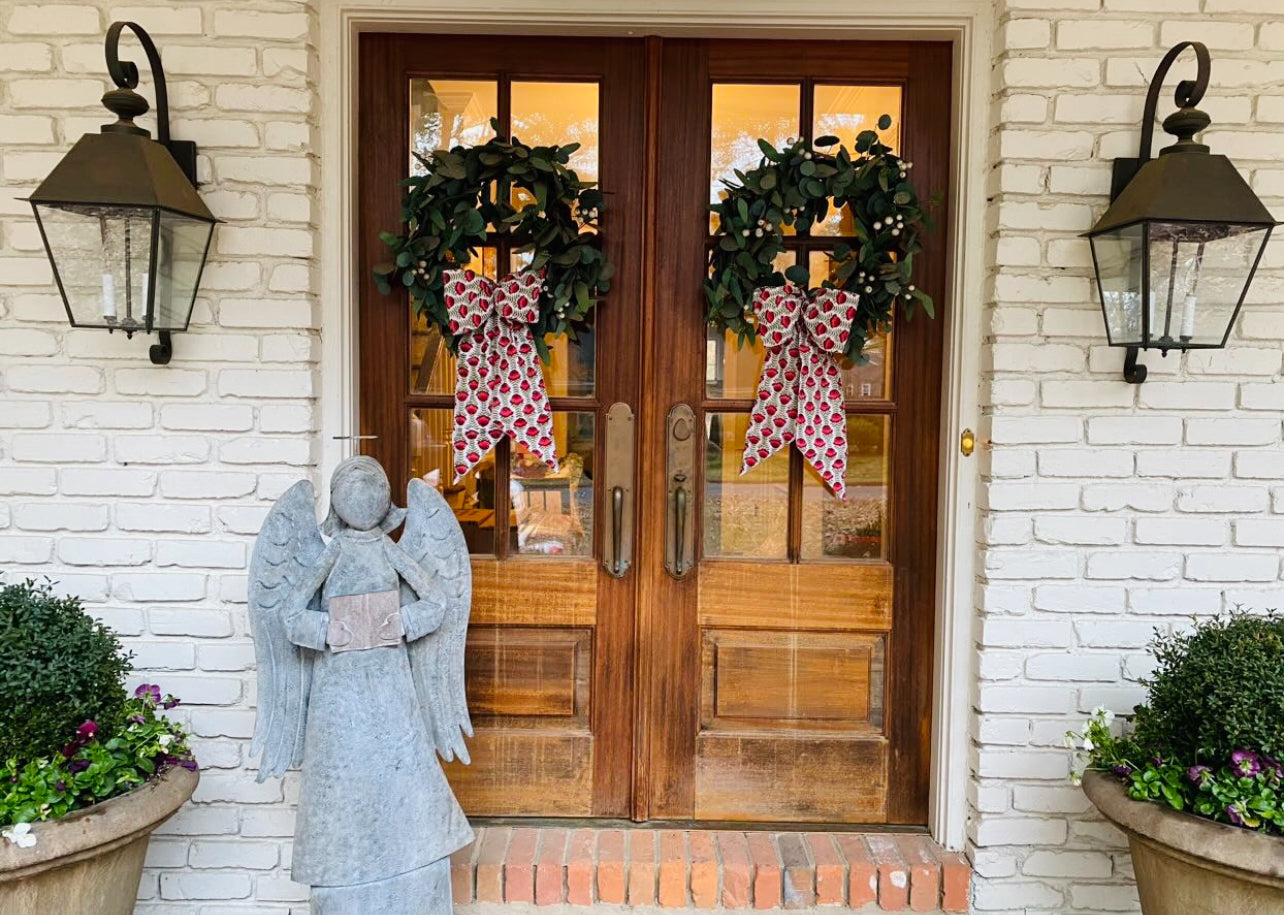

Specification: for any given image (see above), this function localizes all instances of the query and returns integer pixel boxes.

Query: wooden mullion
[800,76,814,146]
[787,444,803,563]
[492,437,511,559]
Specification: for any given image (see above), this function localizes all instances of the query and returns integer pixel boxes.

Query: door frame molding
[318,0,990,850]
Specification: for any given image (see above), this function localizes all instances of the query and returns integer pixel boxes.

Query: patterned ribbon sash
[444,268,558,483]
[740,284,858,499]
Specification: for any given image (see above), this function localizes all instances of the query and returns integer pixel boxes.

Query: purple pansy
[1261,754,1284,780]
[1111,764,1132,777]
[54,780,66,792]
[161,696,180,710]
[1225,803,1247,827]
[1186,765,1211,786]
[1230,750,1261,778]
[76,720,97,740]
[134,684,162,704]
[67,758,90,774]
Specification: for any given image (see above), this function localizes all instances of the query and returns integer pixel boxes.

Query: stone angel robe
[248,457,474,913]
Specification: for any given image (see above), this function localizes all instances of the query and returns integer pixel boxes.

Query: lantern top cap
[27,131,214,222]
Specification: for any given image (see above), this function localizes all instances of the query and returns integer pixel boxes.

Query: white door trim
[317,0,989,850]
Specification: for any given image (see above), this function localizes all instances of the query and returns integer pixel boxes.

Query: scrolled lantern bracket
[103,22,197,364]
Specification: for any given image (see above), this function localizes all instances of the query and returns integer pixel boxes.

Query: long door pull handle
[673,478,688,576]
[611,485,625,576]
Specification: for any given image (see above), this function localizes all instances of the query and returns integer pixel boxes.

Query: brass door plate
[603,402,635,578]
[665,403,696,578]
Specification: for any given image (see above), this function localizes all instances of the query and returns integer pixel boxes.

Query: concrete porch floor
[450,827,970,912]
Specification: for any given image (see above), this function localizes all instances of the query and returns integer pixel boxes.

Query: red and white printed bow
[445,268,558,483]
[741,284,858,499]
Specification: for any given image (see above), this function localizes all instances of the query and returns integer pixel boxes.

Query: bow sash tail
[740,284,858,499]
[444,268,558,484]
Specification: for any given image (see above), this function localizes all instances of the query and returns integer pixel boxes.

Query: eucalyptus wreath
[375,120,613,359]
[705,115,934,362]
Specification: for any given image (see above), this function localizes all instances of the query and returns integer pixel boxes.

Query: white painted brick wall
[0,2,317,912]
[977,2,1284,913]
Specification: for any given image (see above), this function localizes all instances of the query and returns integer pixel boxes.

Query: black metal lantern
[1085,42,1277,384]
[28,22,215,365]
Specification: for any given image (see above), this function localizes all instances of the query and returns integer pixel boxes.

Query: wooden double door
[358,35,949,825]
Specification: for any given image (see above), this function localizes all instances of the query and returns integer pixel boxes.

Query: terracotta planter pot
[1083,770,1284,915]
[0,766,198,915]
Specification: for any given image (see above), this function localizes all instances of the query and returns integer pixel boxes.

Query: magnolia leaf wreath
[705,116,934,498]
[375,122,613,482]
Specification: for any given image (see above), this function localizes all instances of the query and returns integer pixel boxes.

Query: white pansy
[1082,736,1094,752]
[158,734,174,750]
[2,823,36,849]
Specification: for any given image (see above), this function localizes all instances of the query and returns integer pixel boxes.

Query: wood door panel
[694,734,888,822]
[469,558,596,627]
[701,630,884,731]
[443,732,594,816]
[465,627,590,721]
[698,561,893,631]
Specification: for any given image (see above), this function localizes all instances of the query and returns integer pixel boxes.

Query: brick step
[450,827,970,912]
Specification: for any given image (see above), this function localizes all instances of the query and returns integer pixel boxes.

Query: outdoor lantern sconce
[1085,41,1278,384]
[27,22,216,365]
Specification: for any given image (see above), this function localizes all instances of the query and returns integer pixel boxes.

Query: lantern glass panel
[1091,223,1145,347]
[154,210,213,332]
[33,202,155,334]
[1146,221,1268,348]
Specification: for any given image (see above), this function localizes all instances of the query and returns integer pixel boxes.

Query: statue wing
[401,478,474,764]
[247,479,324,781]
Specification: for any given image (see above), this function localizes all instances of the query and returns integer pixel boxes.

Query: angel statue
[248,455,474,915]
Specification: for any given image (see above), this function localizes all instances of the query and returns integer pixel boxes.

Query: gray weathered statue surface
[248,456,474,914]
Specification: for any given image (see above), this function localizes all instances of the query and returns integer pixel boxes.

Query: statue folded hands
[248,456,474,915]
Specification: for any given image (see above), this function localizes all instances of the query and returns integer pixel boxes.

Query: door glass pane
[511,81,600,184]
[710,83,801,233]
[410,248,497,395]
[703,412,788,559]
[705,250,796,399]
[513,411,594,556]
[811,85,902,236]
[409,79,498,173]
[409,408,497,555]
[801,414,889,560]
[509,84,598,395]
[806,249,893,401]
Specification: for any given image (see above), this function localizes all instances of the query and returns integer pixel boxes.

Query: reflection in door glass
[800,414,889,559]
[510,82,600,184]
[811,85,902,236]
[513,411,595,557]
[408,79,498,174]
[409,408,498,555]
[710,83,801,232]
[703,413,788,559]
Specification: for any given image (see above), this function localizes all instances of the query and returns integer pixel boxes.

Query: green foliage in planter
[1069,612,1284,834]
[1133,612,1284,761]
[0,579,131,764]
[1,684,195,828]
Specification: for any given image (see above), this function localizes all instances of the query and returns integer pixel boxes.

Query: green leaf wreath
[705,115,934,362]
[375,120,613,360]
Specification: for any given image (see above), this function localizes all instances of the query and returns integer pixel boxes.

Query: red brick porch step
[451,827,970,912]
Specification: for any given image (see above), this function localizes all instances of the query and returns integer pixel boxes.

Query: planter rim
[1083,769,1284,882]
[0,765,198,881]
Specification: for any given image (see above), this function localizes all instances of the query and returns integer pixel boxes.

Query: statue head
[322,456,407,535]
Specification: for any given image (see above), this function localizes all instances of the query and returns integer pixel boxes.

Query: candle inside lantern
[1180,293,1197,340]
[101,272,117,320]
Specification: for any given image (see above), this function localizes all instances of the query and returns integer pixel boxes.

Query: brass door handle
[603,403,633,578]
[673,479,688,576]
[665,404,696,578]
[610,485,625,576]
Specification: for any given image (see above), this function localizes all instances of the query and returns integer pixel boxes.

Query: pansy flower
[134,683,162,705]
[1186,765,1211,786]
[1230,750,1261,778]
